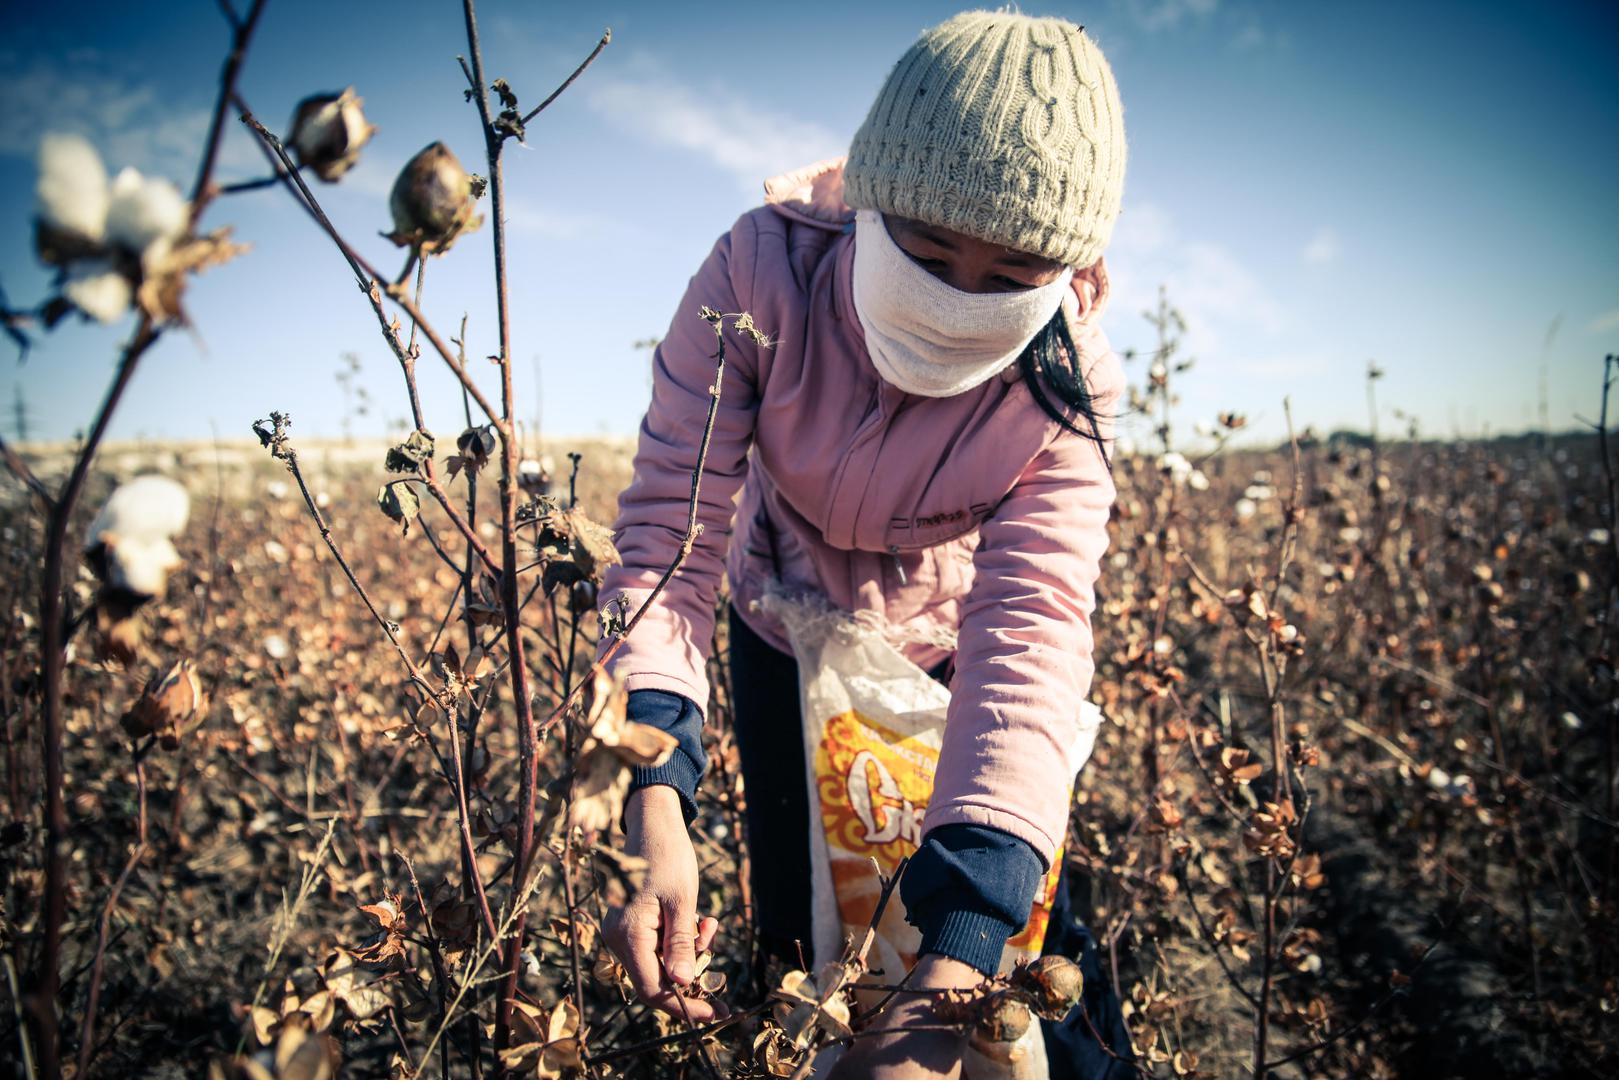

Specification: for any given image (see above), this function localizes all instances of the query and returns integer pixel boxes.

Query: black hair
[1018,309,1112,469]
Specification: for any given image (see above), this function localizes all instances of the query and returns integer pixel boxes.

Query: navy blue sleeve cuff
[625,689,706,824]
[901,824,1044,975]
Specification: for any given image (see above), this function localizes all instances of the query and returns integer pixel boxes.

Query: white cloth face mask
[850,208,1073,398]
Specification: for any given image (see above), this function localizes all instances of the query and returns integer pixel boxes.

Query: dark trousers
[725,605,1134,1075]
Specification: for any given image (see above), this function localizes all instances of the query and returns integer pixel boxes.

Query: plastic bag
[759,592,1102,1079]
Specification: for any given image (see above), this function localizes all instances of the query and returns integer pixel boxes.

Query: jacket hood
[762,157,1111,325]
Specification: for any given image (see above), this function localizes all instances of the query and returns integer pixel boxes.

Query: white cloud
[0,59,257,184]
[1114,0,1220,33]
[1302,226,1339,265]
[584,56,844,193]
[1237,352,1331,378]
[1112,203,1176,255]
[1107,201,1287,359]
[503,199,630,240]
[1587,309,1619,335]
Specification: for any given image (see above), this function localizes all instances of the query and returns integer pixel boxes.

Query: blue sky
[1,0,1616,447]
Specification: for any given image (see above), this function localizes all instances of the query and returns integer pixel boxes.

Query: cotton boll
[289,87,376,182]
[106,167,188,258]
[36,133,109,242]
[1156,452,1192,486]
[1236,498,1257,521]
[102,536,183,595]
[1188,469,1209,491]
[61,260,132,323]
[387,142,481,253]
[87,475,191,547]
[85,475,191,599]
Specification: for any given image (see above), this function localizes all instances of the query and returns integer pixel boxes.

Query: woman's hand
[826,953,983,1079]
[602,786,727,1022]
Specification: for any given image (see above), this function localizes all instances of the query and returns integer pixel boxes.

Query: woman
[600,11,1127,1076]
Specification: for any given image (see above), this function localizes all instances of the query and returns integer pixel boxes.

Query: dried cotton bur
[751,962,858,1074]
[501,998,583,1078]
[120,659,207,749]
[287,87,376,182]
[548,669,678,835]
[925,955,1085,1065]
[385,141,484,255]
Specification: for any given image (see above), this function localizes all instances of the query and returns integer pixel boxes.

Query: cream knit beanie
[844,10,1126,270]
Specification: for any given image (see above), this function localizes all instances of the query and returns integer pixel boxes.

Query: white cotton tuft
[87,475,191,546]
[36,133,109,241]
[104,536,183,595]
[1188,469,1210,491]
[105,167,188,257]
[1157,451,1193,486]
[61,260,132,323]
[1235,497,1258,522]
[85,475,191,597]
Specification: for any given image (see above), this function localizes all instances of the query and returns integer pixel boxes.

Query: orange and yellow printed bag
[759,592,1102,1078]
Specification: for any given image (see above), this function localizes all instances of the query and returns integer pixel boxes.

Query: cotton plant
[32,133,245,325]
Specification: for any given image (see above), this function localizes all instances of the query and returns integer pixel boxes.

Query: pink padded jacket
[599,158,1123,864]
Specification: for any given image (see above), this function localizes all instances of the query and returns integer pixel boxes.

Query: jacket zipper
[888,545,907,586]
[828,384,889,547]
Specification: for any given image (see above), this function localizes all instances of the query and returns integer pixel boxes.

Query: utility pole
[11,382,29,444]
[1538,314,1561,442]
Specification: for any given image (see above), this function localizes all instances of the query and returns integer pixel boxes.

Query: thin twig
[457,0,541,1052]
[536,311,744,738]
[519,29,612,125]
[0,430,52,511]
[235,108,504,430]
[76,746,151,1076]
[2,954,36,1079]
[260,428,434,695]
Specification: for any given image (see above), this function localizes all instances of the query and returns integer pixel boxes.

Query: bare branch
[520,28,612,125]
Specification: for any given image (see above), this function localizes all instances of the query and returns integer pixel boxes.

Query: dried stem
[0,431,52,511]
[30,314,158,1074]
[76,743,151,1077]
[456,0,542,1051]
[235,108,505,430]
[262,429,434,694]
[536,312,738,738]
[519,28,612,125]
[188,0,267,220]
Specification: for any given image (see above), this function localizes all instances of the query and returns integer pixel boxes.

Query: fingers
[604,896,665,1005]
[660,893,698,985]
[605,897,728,1023]
[695,915,719,954]
[650,964,725,1023]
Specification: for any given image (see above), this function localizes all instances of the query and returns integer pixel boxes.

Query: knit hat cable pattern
[844,11,1126,270]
